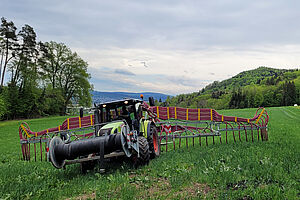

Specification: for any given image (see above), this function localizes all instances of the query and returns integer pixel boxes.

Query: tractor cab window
[128,105,139,130]
[128,105,135,120]
[117,104,139,130]
[120,105,134,128]
[101,108,106,123]
[135,103,143,119]
[97,101,142,131]
[106,107,119,122]
[121,105,129,116]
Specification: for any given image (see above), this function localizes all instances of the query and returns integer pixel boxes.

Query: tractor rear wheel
[148,125,160,159]
[132,136,150,167]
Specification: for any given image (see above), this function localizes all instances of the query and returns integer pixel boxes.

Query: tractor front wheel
[131,136,150,167]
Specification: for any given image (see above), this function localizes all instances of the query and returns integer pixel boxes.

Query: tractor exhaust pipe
[48,134,122,169]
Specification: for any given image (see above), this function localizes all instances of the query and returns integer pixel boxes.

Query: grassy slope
[205,67,291,91]
[0,107,299,199]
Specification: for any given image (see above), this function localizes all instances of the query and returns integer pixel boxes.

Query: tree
[4,24,41,119]
[10,24,38,86]
[39,41,70,89]
[0,93,7,119]
[0,17,18,88]
[229,91,237,108]
[0,19,93,119]
[254,90,263,107]
[282,81,296,106]
[40,41,92,114]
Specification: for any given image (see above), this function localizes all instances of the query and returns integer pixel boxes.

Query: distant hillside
[162,67,300,109]
[92,91,170,103]
[203,67,293,93]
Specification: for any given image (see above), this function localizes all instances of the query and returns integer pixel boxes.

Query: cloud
[81,44,300,94]
[166,75,204,87]
[114,69,135,76]
[3,0,300,50]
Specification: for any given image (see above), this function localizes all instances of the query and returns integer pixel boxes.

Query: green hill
[162,67,300,109]
[203,67,293,93]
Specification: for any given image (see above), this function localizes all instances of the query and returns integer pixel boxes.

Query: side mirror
[149,97,155,106]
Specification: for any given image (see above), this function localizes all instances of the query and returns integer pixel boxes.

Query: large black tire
[148,125,160,159]
[132,136,150,167]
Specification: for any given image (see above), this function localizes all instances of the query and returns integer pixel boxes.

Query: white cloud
[78,45,300,95]
[114,69,135,76]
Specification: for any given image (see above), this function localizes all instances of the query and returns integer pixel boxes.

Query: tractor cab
[94,99,144,134]
[93,98,160,159]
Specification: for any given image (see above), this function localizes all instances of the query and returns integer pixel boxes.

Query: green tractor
[48,98,160,173]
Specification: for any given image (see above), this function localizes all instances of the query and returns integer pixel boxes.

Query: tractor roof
[96,98,143,109]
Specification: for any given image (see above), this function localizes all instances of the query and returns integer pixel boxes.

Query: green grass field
[0,107,299,199]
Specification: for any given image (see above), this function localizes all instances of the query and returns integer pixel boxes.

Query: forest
[0,17,92,120]
[161,67,300,109]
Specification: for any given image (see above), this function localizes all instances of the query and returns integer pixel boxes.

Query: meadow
[0,107,299,199]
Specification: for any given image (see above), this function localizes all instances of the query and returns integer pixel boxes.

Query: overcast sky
[2,0,300,95]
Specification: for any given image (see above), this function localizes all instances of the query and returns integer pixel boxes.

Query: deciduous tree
[40,41,92,114]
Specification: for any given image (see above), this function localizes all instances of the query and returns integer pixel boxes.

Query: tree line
[228,81,298,109]
[0,17,92,120]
